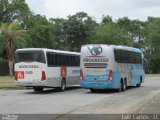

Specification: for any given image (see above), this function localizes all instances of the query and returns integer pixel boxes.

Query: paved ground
[0,77,160,120]
[137,93,160,114]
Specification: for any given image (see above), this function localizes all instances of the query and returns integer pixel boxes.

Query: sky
[25,0,160,22]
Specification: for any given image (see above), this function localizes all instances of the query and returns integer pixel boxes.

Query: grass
[145,74,160,77]
[0,76,22,89]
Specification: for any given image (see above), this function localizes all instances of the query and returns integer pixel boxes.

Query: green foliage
[144,17,160,73]
[0,57,7,64]
[65,12,97,51]
[25,14,55,48]
[0,0,31,23]
[93,22,127,44]
[101,15,113,24]
[50,12,97,51]
[49,18,69,50]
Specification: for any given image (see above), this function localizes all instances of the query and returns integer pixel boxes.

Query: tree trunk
[8,60,14,77]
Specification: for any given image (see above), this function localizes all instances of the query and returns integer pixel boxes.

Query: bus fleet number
[25,71,33,74]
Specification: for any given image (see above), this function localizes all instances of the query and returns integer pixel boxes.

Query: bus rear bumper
[80,81,117,90]
[15,80,46,87]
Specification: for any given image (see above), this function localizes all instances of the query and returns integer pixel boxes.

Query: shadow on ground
[23,86,81,94]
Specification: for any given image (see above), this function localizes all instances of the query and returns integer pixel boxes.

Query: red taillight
[41,71,46,81]
[80,69,84,81]
[107,69,113,81]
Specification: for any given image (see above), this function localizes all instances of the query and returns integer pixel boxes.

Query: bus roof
[16,48,80,55]
[82,44,142,53]
[113,45,142,53]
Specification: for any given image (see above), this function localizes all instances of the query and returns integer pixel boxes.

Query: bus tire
[56,79,66,92]
[136,77,142,87]
[118,79,126,92]
[33,86,43,92]
[122,80,126,91]
[90,89,98,93]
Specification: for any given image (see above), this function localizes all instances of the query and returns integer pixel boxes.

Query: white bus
[80,44,145,92]
[14,48,80,92]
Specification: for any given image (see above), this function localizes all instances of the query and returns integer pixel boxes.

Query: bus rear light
[80,69,84,81]
[41,71,46,81]
[107,69,113,81]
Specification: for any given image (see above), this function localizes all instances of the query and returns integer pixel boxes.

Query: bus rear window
[15,50,46,63]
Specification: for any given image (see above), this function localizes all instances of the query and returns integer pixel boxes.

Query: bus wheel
[136,78,142,87]
[118,80,126,92]
[90,89,98,93]
[33,86,43,92]
[122,80,126,92]
[56,79,66,92]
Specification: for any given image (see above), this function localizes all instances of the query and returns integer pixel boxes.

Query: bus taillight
[80,69,84,81]
[41,71,46,81]
[107,69,113,81]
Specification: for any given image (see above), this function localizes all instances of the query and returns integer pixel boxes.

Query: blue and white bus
[80,44,145,92]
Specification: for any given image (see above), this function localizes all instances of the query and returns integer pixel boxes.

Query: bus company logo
[61,67,67,77]
[15,71,24,79]
[87,46,103,56]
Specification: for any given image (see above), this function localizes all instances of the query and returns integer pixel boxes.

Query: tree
[0,0,31,23]
[101,15,113,24]
[0,22,26,76]
[65,12,97,51]
[93,20,129,45]
[49,12,97,51]
[49,18,69,50]
[25,14,55,48]
[117,17,145,47]
[144,17,160,73]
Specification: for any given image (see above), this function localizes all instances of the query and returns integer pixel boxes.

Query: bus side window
[47,53,51,66]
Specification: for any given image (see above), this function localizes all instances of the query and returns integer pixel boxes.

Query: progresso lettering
[19,65,39,68]
[83,57,109,62]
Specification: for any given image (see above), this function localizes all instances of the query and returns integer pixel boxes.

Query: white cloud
[26,0,160,22]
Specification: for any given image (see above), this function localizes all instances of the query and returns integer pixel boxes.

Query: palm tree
[0,22,26,76]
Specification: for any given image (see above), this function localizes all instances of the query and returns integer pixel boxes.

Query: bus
[14,48,80,92]
[80,44,145,92]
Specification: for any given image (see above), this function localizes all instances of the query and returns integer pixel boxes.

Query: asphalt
[137,93,160,114]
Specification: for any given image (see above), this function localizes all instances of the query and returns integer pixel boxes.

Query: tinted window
[15,50,46,63]
[46,52,80,67]
[114,49,142,64]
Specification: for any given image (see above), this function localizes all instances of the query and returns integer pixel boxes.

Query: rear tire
[90,89,98,93]
[33,86,43,92]
[136,77,142,87]
[118,80,126,92]
[136,81,142,87]
[118,82,122,92]
[55,79,66,92]
[122,80,126,91]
